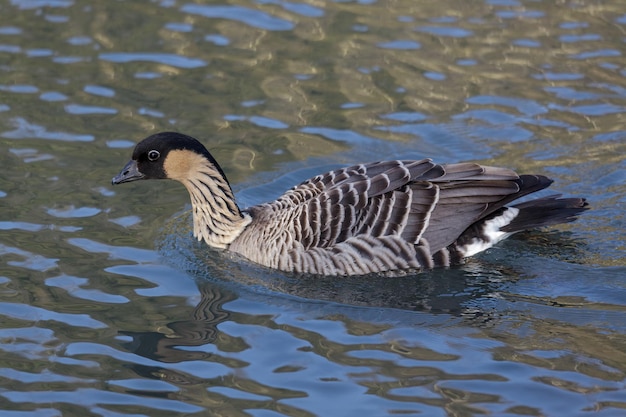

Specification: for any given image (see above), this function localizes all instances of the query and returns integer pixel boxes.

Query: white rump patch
[458,207,520,257]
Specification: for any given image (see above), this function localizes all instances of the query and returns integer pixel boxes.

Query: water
[0,0,625,415]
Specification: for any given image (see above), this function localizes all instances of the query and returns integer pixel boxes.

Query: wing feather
[260,160,434,249]
[247,159,545,261]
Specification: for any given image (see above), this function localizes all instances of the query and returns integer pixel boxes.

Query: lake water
[0,0,625,416]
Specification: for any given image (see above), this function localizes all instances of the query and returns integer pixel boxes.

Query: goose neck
[181,164,250,248]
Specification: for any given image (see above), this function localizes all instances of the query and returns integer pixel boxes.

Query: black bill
[112,160,144,185]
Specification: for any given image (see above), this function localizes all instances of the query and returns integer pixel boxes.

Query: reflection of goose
[120,284,237,364]
[113,132,588,276]
[119,283,243,386]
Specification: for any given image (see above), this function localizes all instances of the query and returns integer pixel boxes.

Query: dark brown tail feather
[480,174,553,220]
[500,194,589,233]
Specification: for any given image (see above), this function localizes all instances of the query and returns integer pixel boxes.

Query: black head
[112,132,222,184]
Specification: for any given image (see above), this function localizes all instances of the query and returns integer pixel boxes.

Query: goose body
[112,132,588,276]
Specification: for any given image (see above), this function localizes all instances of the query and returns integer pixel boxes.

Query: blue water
[0,0,625,416]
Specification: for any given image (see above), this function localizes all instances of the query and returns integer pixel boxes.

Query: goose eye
[147,150,160,161]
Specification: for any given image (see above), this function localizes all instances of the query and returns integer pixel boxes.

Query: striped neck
[179,160,251,248]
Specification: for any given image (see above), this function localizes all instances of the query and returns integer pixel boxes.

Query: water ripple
[377,39,421,50]
[2,117,94,141]
[98,52,207,69]
[416,25,473,37]
[45,274,129,304]
[67,238,157,263]
[381,111,428,122]
[1,387,204,414]
[204,34,230,46]
[544,86,602,101]
[0,26,22,35]
[64,103,117,115]
[466,95,547,116]
[9,0,73,10]
[532,71,584,81]
[0,368,95,384]
[0,84,38,93]
[9,147,54,163]
[46,206,102,218]
[39,91,68,101]
[549,103,625,116]
[0,302,106,329]
[569,49,621,59]
[181,4,294,31]
[254,0,324,17]
[83,85,115,97]
[300,127,379,145]
[0,243,58,271]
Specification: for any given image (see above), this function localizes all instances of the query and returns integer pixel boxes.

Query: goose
[112,131,588,276]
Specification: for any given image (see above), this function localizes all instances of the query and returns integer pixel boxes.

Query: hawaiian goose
[112,132,588,276]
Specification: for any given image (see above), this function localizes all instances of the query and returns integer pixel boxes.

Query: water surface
[0,0,625,416]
